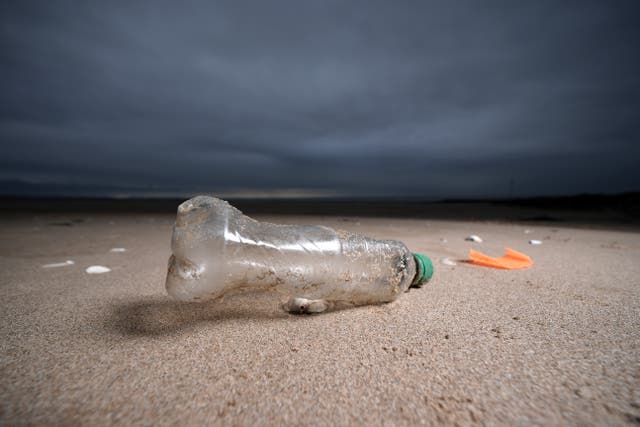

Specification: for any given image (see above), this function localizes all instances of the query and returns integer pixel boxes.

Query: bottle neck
[412,253,433,285]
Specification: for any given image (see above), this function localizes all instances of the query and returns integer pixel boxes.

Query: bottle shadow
[106,292,290,338]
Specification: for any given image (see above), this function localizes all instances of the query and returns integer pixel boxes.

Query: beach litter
[110,247,127,253]
[86,265,111,274]
[469,248,533,269]
[43,260,74,268]
[441,257,457,266]
[165,195,434,314]
[528,240,543,245]
[465,235,483,243]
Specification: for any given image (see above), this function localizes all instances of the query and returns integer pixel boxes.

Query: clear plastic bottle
[166,196,433,313]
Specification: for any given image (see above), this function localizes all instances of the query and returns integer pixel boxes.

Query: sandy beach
[1,209,639,426]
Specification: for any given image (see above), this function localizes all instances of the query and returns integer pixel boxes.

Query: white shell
[441,257,457,266]
[86,265,111,274]
[528,240,543,245]
[43,260,74,268]
[110,248,127,253]
[465,235,483,243]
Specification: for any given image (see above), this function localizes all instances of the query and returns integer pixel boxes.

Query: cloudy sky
[1,1,639,198]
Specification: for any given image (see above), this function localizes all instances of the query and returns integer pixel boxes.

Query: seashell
[86,265,111,274]
[43,260,74,268]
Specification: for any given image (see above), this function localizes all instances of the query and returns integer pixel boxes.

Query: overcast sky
[1,1,639,198]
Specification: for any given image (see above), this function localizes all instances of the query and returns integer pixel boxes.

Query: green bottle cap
[412,253,434,285]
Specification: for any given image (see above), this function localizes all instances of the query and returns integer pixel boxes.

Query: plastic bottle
[166,196,433,313]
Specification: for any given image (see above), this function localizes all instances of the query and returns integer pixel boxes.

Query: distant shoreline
[1,193,638,229]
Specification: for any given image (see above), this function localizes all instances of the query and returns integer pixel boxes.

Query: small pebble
[86,265,111,274]
[441,258,457,266]
[524,229,533,234]
[529,240,543,245]
[43,260,74,268]
[465,235,483,243]
[110,248,127,253]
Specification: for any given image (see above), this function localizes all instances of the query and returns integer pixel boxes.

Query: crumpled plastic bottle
[166,196,433,313]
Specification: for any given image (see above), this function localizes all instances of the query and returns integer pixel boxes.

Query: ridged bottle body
[166,196,417,304]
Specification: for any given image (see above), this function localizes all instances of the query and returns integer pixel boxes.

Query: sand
[1,212,639,426]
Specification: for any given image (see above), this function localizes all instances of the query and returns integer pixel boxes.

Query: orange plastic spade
[469,247,533,269]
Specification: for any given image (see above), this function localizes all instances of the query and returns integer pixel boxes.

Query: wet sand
[1,211,639,425]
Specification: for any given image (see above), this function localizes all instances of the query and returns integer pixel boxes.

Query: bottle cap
[412,253,434,284]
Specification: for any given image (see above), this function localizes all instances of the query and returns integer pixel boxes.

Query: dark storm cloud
[1,1,639,197]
